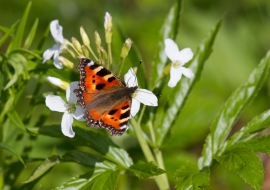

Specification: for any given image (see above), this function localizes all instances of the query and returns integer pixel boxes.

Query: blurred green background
[1,0,270,189]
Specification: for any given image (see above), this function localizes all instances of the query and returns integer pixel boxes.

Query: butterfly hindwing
[84,99,131,135]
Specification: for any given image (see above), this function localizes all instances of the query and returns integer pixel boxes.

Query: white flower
[43,20,65,69]
[124,68,158,117]
[45,82,85,138]
[164,38,194,88]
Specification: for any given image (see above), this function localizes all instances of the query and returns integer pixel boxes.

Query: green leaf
[0,96,14,123]
[224,109,270,149]
[4,53,28,90]
[0,21,19,48]
[175,163,210,190]
[199,50,270,169]
[23,18,39,49]
[7,110,26,131]
[129,161,165,179]
[23,155,61,183]
[150,0,182,88]
[229,136,270,154]
[0,142,25,167]
[55,170,120,190]
[9,2,32,51]
[154,19,222,147]
[214,148,263,190]
[28,125,133,168]
[62,150,117,170]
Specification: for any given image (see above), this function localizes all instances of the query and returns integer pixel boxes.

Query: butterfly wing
[84,99,131,135]
[74,58,132,135]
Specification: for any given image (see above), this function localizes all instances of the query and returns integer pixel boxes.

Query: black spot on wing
[96,84,106,90]
[97,68,111,76]
[120,110,130,120]
[108,76,116,82]
[108,109,118,115]
[120,121,128,126]
[121,105,129,110]
[89,64,99,70]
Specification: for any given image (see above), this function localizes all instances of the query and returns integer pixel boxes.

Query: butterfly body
[74,58,137,135]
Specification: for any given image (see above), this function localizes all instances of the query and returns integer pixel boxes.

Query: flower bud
[81,45,89,57]
[99,46,107,60]
[95,31,101,49]
[163,63,171,75]
[58,56,74,69]
[80,26,90,48]
[104,12,112,31]
[71,37,82,54]
[104,12,113,44]
[47,76,69,90]
[120,38,132,58]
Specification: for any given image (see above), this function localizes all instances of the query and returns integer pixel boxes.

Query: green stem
[131,120,169,190]
[118,57,125,76]
[149,121,170,189]
[87,46,98,61]
[151,74,165,91]
[108,43,112,65]
[0,121,4,189]
[131,120,155,162]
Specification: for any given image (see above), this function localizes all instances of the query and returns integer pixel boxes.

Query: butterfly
[74,58,158,135]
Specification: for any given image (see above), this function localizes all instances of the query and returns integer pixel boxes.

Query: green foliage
[214,148,264,190]
[129,161,165,179]
[1,1,270,190]
[175,163,210,190]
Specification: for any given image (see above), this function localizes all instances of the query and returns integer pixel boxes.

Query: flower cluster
[43,13,193,138]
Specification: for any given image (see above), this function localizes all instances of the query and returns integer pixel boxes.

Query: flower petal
[134,89,158,106]
[53,50,63,69]
[164,38,180,62]
[50,20,64,44]
[168,66,182,88]
[61,112,75,138]
[130,98,140,117]
[42,44,59,63]
[66,81,79,104]
[73,106,86,121]
[176,48,193,65]
[124,68,138,87]
[45,95,67,112]
[180,67,194,79]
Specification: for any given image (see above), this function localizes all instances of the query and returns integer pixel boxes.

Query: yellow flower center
[67,104,76,114]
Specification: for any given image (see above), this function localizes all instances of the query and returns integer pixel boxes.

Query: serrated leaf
[23,155,61,183]
[28,125,133,168]
[229,136,270,154]
[23,18,39,49]
[9,2,32,51]
[199,50,270,169]
[224,109,270,149]
[154,19,222,147]
[55,170,120,190]
[129,161,165,179]
[0,142,25,167]
[175,163,210,190]
[214,148,263,190]
[150,0,181,88]
[7,110,26,131]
